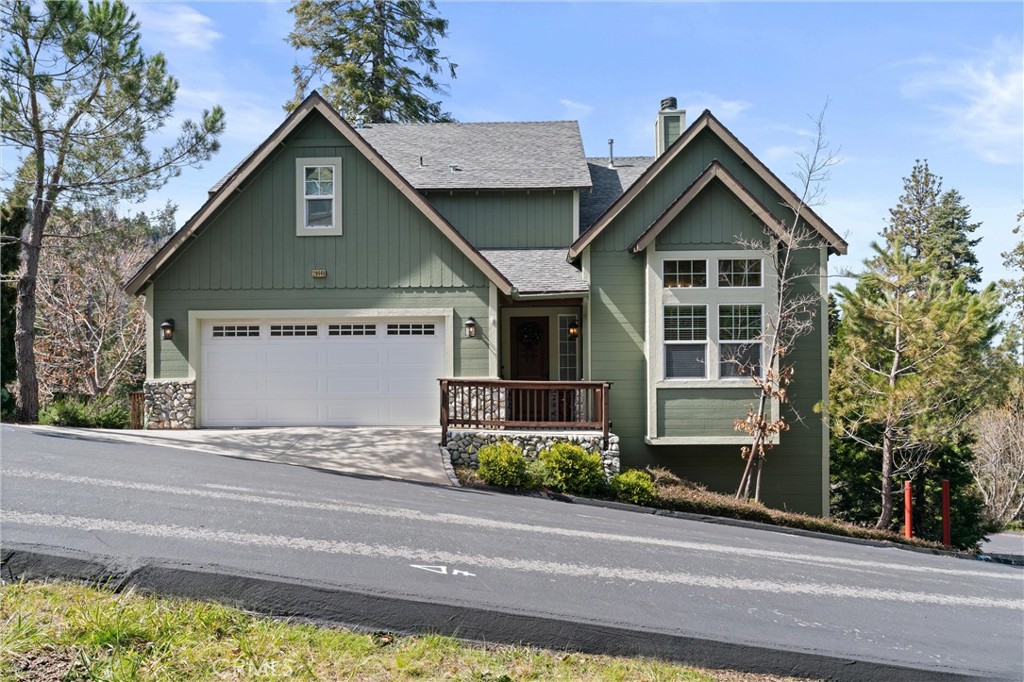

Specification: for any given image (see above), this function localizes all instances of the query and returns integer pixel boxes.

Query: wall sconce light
[464,317,477,339]
[160,319,175,341]
[567,319,581,339]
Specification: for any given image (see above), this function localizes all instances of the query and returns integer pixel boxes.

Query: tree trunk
[14,209,44,422]
[876,425,894,529]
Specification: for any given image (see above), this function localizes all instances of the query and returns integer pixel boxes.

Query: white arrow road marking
[3,511,1020,610]
[411,565,448,574]
[5,468,1016,583]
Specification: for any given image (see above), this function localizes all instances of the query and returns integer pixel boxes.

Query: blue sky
[127,1,1023,288]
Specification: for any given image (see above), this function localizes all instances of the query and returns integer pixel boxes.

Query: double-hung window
[295,157,343,236]
[657,253,771,383]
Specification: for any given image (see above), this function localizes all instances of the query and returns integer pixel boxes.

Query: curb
[456,481,1022,567]
[2,544,1010,682]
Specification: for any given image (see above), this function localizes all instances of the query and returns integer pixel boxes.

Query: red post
[942,479,951,547]
[903,480,913,539]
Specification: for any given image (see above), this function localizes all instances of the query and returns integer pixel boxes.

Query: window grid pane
[269,323,318,337]
[387,323,435,336]
[664,305,707,342]
[328,324,376,336]
[663,259,707,288]
[212,324,260,338]
[558,316,578,381]
[719,305,761,341]
[718,259,762,287]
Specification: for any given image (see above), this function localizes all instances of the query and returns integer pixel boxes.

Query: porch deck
[439,379,611,447]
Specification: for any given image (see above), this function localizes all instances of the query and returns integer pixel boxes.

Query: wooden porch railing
[439,379,611,448]
[129,391,145,429]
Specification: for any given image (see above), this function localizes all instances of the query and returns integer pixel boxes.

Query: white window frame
[296,157,343,236]
[663,304,708,379]
[649,249,775,388]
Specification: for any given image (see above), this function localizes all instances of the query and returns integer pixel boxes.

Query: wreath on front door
[518,322,543,348]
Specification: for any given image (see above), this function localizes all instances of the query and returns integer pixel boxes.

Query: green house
[127,93,846,515]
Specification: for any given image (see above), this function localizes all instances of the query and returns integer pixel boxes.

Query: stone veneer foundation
[443,430,620,478]
[143,380,196,429]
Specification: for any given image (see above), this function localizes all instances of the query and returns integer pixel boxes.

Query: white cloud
[901,38,1023,165]
[559,98,594,118]
[133,4,221,52]
[678,91,752,122]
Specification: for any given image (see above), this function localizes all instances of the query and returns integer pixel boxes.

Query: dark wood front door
[509,317,549,380]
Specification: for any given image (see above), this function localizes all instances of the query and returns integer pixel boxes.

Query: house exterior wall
[147,110,494,384]
[424,190,575,248]
[586,129,829,515]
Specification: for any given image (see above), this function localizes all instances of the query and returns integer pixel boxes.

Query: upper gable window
[718,258,762,287]
[664,259,707,288]
[296,157,342,236]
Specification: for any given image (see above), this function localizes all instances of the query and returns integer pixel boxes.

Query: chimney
[608,138,615,168]
[655,96,685,157]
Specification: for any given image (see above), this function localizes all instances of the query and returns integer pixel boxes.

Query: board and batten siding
[149,110,492,381]
[585,130,829,515]
[424,190,575,248]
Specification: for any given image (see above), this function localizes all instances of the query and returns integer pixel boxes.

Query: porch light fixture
[160,319,175,341]
[567,319,581,339]
[464,317,478,339]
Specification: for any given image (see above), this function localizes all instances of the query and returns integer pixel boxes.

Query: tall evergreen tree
[877,160,982,288]
[0,0,224,421]
[830,243,1000,531]
[287,0,457,122]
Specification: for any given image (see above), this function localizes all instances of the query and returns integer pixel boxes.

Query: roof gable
[125,92,513,296]
[568,111,848,259]
[629,161,794,252]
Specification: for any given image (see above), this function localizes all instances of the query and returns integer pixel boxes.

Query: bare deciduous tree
[970,382,1024,526]
[33,205,172,401]
[735,104,840,503]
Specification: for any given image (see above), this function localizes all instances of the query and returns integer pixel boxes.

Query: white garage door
[200,318,445,427]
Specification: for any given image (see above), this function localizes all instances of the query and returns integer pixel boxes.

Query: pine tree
[830,243,1000,531]
[1,0,224,421]
[876,160,982,289]
[287,0,457,123]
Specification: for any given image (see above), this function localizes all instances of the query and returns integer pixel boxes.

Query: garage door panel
[201,318,444,427]
[266,373,322,395]
[265,400,323,423]
[203,402,260,424]
[326,345,383,367]
[326,401,385,423]
[205,347,263,371]
[328,376,382,394]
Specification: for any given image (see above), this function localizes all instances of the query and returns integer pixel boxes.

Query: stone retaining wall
[443,430,620,478]
[143,380,195,429]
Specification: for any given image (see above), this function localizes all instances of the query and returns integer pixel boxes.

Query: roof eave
[125,93,515,297]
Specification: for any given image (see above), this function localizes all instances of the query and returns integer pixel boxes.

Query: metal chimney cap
[660,96,678,111]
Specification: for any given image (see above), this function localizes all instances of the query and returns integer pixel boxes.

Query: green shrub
[477,441,533,488]
[610,469,657,505]
[39,396,129,429]
[536,442,605,495]
[1,386,16,421]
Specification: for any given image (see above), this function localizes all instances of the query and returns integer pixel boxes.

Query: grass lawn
[1,581,818,681]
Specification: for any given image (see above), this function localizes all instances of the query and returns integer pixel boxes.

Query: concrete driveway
[19,425,452,485]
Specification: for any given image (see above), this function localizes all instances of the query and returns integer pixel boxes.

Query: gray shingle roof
[579,157,654,232]
[355,121,592,191]
[480,248,588,295]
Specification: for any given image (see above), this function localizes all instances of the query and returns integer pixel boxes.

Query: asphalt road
[2,424,1022,682]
